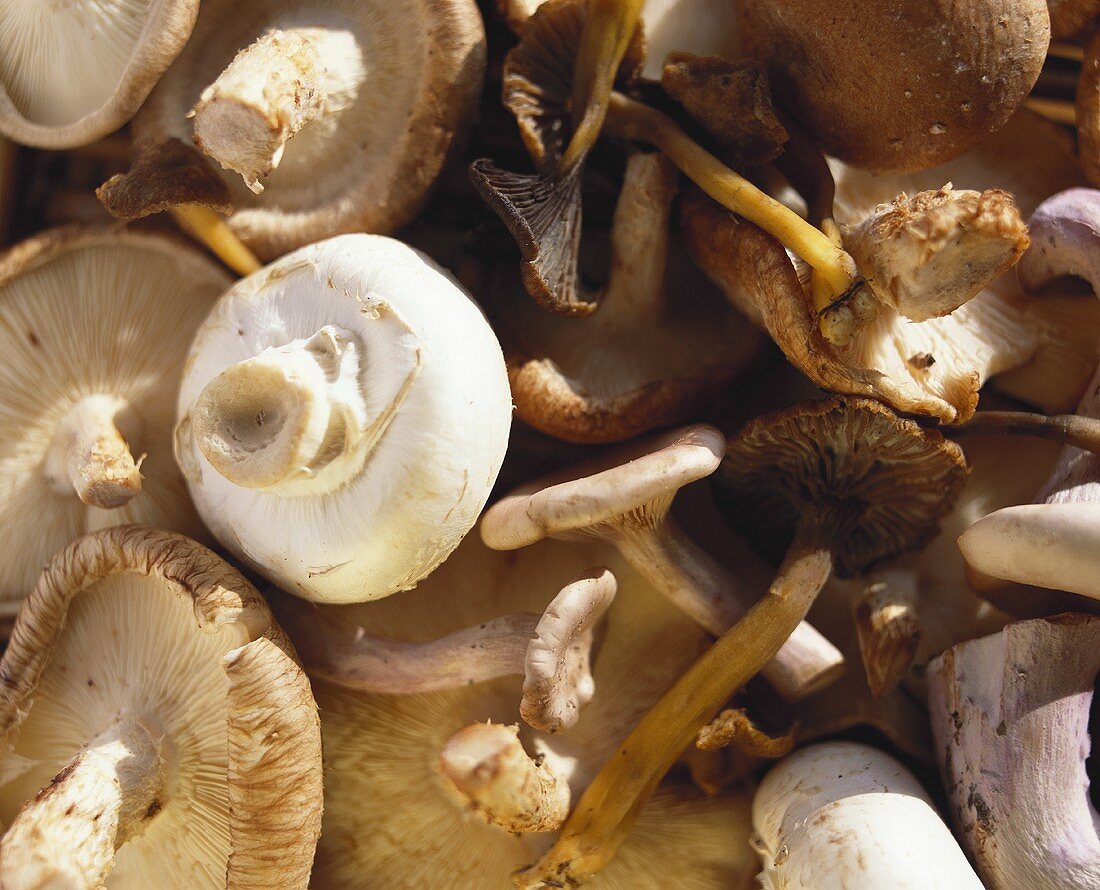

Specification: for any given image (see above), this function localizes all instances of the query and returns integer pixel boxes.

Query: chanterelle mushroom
[930,614,1100,889]
[175,233,512,603]
[0,526,323,887]
[133,0,486,259]
[0,0,198,148]
[752,741,983,888]
[0,227,228,619]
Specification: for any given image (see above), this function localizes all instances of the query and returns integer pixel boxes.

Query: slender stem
[950,411,1100,456]
[438,723,570,833]
[170,205,261,275]
[853,570,921,698]
[562,0,644,171]
[516,519,834,888]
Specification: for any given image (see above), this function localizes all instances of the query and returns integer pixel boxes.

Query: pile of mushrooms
[5,0,1100,886]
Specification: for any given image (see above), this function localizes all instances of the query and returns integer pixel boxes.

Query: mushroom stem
[615,518,844,701]
[515,518,834,887]
[169,205,261,276]
[191,27,364,193]
[44,394,143,509]
[0,716,168,888]
[696,708,798,758]
[438,723,570,833]
[853,570,921,698]
[950,410,1100,456]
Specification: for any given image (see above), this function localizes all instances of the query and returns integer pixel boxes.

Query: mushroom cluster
[2,1,1100,886]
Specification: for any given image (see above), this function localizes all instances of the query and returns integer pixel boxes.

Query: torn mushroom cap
[0,526,322,887]
[684,110,1081,423]
[481,424,846,702]
[497,151,760,443]
[753,742,983,888]
[929,613,1100,889]
[0,227,228,619]
[305,533,758,888]
[175,233,512,604]
[134,0,485,260]
[741,0,1048,173]
[0,0,198,148]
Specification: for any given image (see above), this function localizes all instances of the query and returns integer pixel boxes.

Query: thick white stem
[0,717,169,888]
[43,395,143,509]
[852,569,921,698]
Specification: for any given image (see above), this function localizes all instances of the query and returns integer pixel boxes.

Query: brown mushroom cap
[718,397,968,577]
[740,0,1050,173]
[96,138,232,219]
[1049,0,1100,37]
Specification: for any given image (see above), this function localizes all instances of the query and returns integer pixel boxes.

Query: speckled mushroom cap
[718,398,968,576]
[0,0,198,148]
[0,526,323,887]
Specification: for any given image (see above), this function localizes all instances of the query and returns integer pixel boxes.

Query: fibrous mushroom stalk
[438,723,570,833]
[43,394,143,509]
[191,26,365,193]
[853,570,922,698]
[0,716,170,888]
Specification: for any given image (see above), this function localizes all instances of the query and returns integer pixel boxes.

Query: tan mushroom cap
[0,0,198,148]
[0,227,229,618]
[0,526,322,887]
[135,0,486,260]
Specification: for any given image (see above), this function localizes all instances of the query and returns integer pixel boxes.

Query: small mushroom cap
[719,398,968,576]
[0,0,199,148]
[0,526,322,886]
[0,227,229,617]
[481,424,725,550]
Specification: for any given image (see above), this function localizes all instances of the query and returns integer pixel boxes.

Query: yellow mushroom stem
[561,0,645,172]
[950,410,1100,456]
[438,723,571,833]
[603,92,864,345]
[169,205,261,276]
[0,717,169,888]
[515,517,834,888]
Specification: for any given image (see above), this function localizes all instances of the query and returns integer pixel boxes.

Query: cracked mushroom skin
[303,534,758,889]
[0,0,198,148]
[0,228,228,620]
[0,525,323,888]
[175,234,512,603]
[752,742,983,889]
[930,614,1100,889]
[134,0,485,260]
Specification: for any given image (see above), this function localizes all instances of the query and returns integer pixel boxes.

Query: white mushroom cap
[0,0,198,148]
[0,526,323,887]
[175,233,512,603]
[0,228,229,618]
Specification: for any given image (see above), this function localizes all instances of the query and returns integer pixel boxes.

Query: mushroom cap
[307,532,758,889]
[0,0,198,148]
[176,234,512,603]
[480,424,725,550]
[718,397,968,576]
[0,227,229,618]
[0,525,323,886]
[740,0,1049,173]
[1048,0,1100,36]
[135,0,486,260]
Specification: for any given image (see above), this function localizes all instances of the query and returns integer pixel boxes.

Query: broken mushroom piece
[134,0,486,259]
[496,151,760,443]
[0,0,198,148]
[0,526,323,887]
[0,228,228,619]
[481,424,845,702]
[752,742,983,888]
[930,614,1100,889]
[175,234,512,603]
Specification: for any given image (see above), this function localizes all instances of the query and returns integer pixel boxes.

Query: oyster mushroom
[0,228,228,619]
[516,397,966,887]
[0,0,198,148]
[481,424,845,702]
[302,533,759,889]
[929,613,1100,889]
[175,233,512,604]
[0,526,323,887]
[752,742,983,888]
[741,0,1049,172]
[495,150,760,443]
[132,0,486,259]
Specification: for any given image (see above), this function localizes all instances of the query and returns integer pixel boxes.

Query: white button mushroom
[175,233,512,603]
